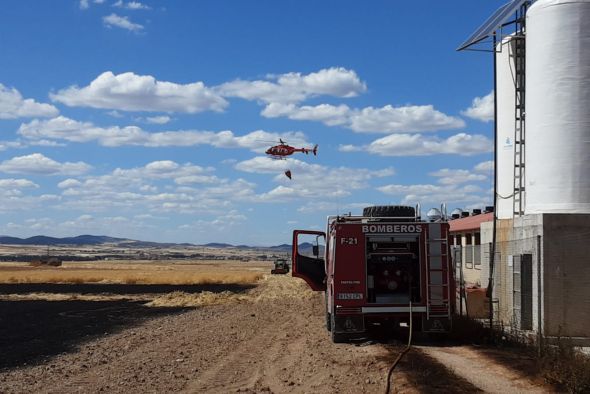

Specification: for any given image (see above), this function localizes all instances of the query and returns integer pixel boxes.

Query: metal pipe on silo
[488,32,499,330]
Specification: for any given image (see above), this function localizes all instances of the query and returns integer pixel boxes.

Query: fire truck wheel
[330,314,347,343]
[325,290,331,332]
[362,205,415,218]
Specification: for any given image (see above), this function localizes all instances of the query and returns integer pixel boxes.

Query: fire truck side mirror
[312,245,319,257]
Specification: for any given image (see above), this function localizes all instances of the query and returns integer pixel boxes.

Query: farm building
[457,0,590,345]
[449,210,493,288]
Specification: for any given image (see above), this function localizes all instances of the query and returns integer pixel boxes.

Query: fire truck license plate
[337,293,363,300]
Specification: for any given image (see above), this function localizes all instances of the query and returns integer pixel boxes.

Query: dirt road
[0,276,551,393]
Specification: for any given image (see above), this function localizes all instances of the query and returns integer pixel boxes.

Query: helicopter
[265,139,318,159]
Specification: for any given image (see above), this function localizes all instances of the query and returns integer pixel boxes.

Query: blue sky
[0,0,500,245]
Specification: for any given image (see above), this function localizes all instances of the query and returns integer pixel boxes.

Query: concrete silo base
[481,213,590,345]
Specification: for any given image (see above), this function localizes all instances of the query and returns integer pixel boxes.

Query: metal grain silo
[526,0,590,213]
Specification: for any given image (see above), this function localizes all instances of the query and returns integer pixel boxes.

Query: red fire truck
[292,205,454,343]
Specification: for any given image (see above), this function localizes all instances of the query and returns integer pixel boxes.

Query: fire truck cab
[292,205,454,343]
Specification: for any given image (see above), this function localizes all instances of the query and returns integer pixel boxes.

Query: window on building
[455,235,461,246]
[465,244,473,268]
[473,232,481,268]
[465,233,472,245]
[474,242,481,268]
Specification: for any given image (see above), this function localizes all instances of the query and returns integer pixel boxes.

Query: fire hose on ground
[384,300,413,394]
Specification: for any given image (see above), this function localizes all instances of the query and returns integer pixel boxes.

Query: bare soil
[0,275,554,393]
[417,345,550,393]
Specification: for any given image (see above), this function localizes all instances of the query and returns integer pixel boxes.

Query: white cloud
[377,161,493,208]
[348,105,465,133]
[1,214,158,237]
[49,161,258,216]
[429,169,486,185]
[0,84,59,119]
[106,110,124,118]
[377,183,489,207]
[77,214,94,222]
[297,201,369,214]
[213,210,247,225]
[113,160,219,185]
[19,116,309,150]
[145,115,171,124]
[0,140,25,151]
[179,210,247,234]
[217,67,366,104]
[39,194,61,202]
[235,156,295,174]
[235,156,394,202]
[47,68,462,134]
[217,67,462,133]
[342,132,492,157]
[338,144,362,153]
[261,102,464,133]
[0,178,39,189]
[474,160,493,174]
[0,153,91,176]
[103,13,144,32]
[261,103,350,126]
[0,183,58,210]
[29,139,66,147]
[80,0,104,8]
[58,178,83,188]
[462,91,494,122]
[51,71,226,113]
[114,0,151,10]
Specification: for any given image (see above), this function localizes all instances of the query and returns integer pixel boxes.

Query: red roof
[449,212,493,233]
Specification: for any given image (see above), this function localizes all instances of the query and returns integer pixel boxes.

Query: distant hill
[0,235,316,252]
[0,235,129,246]
[267,243,292,252]
[202,242,234,248]
[200,243,296,252]
[0,236,25,244]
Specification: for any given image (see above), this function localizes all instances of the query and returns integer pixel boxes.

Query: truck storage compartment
[366,235,421,304]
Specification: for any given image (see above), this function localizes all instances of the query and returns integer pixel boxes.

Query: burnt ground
[0,283,253,371]
[0,277,554,393]
[0,299,189,370]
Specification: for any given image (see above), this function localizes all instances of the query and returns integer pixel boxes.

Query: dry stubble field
[0,260,267,284]
[0,259,556,393]
[0,260,268,306]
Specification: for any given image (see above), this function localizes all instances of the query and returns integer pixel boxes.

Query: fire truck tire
[325,290,331,332]
[362,205,415,218]
[329,312,352,343]
[330,315,347,343]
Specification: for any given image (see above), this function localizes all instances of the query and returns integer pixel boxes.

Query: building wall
[481,214,590,341]
[481,216,543,330]
[542,214,590,338]
[452,230,484,286]
[480,221,492,287]
[496,218,515,324]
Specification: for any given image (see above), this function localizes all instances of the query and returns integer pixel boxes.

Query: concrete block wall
[480,213,590,341]
[542,214,590,338]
